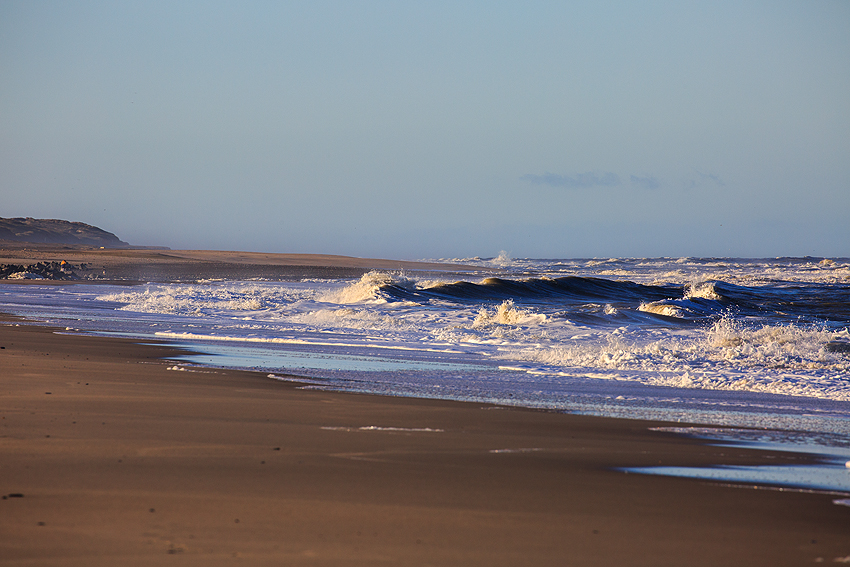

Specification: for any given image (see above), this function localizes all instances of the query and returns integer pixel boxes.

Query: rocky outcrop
[0,217,128,247]
[0,261,86,280]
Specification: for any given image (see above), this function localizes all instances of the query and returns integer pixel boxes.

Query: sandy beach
[1,248,849,565]
[0,244,478,282]
[4,0,848,562]
[2,317,849,566]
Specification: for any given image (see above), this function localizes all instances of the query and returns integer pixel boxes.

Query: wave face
[2,256,849,430]
[382,276,676,304]
[381,274,850,326]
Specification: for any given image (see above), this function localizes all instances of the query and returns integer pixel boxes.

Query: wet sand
[2,316,849,566]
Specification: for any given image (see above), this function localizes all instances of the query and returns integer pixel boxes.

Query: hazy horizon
[2,1,848,260]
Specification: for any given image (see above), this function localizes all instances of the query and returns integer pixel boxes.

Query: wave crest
[323,271,417,304]
[97,285,269,315]
[686,280,723,300]
[473,300,547,328]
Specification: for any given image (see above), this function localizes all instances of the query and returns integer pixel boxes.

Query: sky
[2,1,849,259]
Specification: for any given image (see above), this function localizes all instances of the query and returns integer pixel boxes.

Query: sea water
[2,256,850,490]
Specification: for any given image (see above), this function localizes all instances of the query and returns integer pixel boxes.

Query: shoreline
[0,245,484,283]
[2,315,849,565]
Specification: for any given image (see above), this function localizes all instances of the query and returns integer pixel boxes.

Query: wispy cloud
[521,172,621,188]
[695,170,725,186]
[684,169,726,189]
[630,175,660,190]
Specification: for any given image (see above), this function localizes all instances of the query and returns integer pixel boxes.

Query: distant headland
[0,218,473,282]
[0,217,128,248]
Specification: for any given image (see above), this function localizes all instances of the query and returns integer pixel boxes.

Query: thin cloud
[693,170,726,186]
[630,175,660,189]
[521,172,621,188]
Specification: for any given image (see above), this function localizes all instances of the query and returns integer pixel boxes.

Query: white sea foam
[489,448,546,454]
[4,257,850,419]
[321,426,444,432]
[685,280,722,300]
[96,284,297,315]
[490,319,850,400]
[638,302,685,318]
[472,300,547,327]
[87,273,850,402]
[7,271,44,280]
[491,251,515,267]
[322,271,415,304]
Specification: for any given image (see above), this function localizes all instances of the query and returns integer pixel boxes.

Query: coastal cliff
[0,217,128,247]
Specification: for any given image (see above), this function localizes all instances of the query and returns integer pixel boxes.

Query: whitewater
[2,256,849,434]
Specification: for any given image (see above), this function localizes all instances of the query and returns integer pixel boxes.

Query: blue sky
[2,1,848,259]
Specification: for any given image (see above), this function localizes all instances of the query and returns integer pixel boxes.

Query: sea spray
[323,271,417,304]
[473,300,547,328]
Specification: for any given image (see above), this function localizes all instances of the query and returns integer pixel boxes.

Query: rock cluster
[1,261,86,280]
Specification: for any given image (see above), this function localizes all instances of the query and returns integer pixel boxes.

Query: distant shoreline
[0,243,482,283]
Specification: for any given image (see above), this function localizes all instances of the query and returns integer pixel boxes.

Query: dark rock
[1,260,86,280]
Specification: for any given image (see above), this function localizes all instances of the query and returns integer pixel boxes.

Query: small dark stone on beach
[273,447,281,450]
[150,508,155,513]
[8,493,24,498]
[37,522,45,526]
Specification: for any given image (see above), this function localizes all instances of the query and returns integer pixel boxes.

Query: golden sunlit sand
[2,314,849,565]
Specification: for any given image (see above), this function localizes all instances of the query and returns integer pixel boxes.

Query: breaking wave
[57,258,847,405]
[497,319,850,400]
[381,276,678,305]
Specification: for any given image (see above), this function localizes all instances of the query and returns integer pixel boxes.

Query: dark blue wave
[380,276,678,305]
[380,276,850,328]
[701,280,850,324]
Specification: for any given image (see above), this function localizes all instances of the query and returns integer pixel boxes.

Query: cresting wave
[3,257,848,412]
[378,275,677,305]
[83,268,850,402]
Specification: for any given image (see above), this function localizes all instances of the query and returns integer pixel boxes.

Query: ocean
[3,256,849,429]
[5,255,850,491]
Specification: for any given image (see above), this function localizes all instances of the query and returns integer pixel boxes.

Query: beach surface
[0,244,478,282]
[2,317,849,566]
[2,247,849,565]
